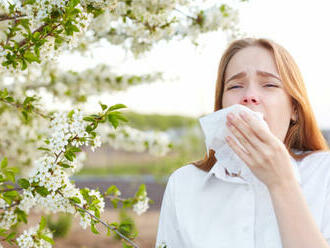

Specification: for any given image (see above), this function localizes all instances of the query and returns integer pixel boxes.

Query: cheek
[222,92,241,107]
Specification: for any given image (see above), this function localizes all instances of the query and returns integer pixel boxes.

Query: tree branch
[0,14,26,22]
[0,98,50,120]
[64,193,140,248]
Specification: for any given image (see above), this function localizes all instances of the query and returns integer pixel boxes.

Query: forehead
[224,46,279,80]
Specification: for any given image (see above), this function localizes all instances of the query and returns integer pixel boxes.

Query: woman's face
[222,46,295,142]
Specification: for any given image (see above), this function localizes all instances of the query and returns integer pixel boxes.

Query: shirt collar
[202,153,302,187]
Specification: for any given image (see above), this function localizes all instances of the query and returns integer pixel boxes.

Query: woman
[155,37,330,248]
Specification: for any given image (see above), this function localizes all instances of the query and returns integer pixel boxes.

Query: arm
[268,180,329,248]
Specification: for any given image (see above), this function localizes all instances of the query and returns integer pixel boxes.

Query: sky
[57,0,330,129]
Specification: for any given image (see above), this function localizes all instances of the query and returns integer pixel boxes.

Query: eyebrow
[224,70,281,84]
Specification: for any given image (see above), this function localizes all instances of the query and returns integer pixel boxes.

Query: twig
[0,14,26,22]
[0,98,50,120]
[64,193,140,248]
[0,186,23,193]
[174,7,195,20]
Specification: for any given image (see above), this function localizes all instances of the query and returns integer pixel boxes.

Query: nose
[240,95,260,106]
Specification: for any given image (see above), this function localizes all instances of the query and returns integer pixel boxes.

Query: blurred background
[1,0,330,247]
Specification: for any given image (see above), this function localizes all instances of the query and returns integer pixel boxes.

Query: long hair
[191,37,329,172]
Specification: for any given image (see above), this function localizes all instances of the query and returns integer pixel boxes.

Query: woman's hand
[225,111,296,190]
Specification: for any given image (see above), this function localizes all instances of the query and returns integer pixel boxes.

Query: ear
[290,105,297,122]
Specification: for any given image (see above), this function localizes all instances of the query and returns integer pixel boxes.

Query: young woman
[155,37,330,248]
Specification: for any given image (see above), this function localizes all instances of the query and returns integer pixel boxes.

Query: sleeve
[319,153,330,244]
[155,173,185,248]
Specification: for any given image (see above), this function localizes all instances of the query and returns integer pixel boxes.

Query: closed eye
[227,84,279,90]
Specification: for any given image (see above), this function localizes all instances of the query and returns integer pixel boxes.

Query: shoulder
[301,150,330,164]
[166,163,207,190]
[168,163,206,181]
[298,150,330,181]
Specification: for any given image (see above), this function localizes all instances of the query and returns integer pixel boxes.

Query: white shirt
[155,150,330,248]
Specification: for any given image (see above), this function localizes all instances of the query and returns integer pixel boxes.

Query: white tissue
[199,104,271,184]
[198,104,301,186]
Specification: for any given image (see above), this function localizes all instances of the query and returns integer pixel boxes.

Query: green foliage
[36,216,55,245]
[105,185,121,208]
[0,157,17,186]
[17,178,30,189]
[123,111,198,131]
[114,209,138,242]
[35,186,50,197]
[46,213,72,239]
[0,228,17,246]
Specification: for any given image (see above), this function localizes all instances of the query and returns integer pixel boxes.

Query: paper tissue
[199,104,270,184]
[198,103,301,186]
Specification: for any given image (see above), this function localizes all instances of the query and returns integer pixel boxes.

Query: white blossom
[91,135,102,152]
[133,195,150,216]
[79,212,92,229]
[0,208,18,229]
[16,224,53,248]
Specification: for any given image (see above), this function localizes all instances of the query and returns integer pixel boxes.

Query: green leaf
[37,147,51,152]
[69,196,81,204]
[1,157,8,168]
[71,24,79,33]
[21,59,27,70]
[58,162,71,168]
[99,103,107,111]
[38,216,47,233]
[1,88,8,98]
[15,208,27,224]
[21,110,29,121]
[5,231,16,242]
[85,125,93,132]
[23,96,36,106]
[33,31,40,40]
[115,114,128,123]
[23,51,40,63]
[40,234,54,245]
[107,104,127,112]
[35,186,50,197]
[22,0,36,6]
[68,0,80,8]
[3,190,19,198]
[17,178,30,189]
[80,188,90,201]
[64,152,73,162]
[106,226,111,236]
[67,110,75,118]
[106,185,120,195]
[135,184,146,198]
[5,96,14,102]
[69,146,81,153]
[4,171,15,183]
[90,222,99,234]
[107,115,119,129]
[0,228,7,236]
[111,198,119,208]
[83,117,95,122]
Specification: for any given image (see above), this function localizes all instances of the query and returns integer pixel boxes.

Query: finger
[225,135,253,167]
[227,113,262,152]
[238,111,274,142]
[226,120,255,155]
